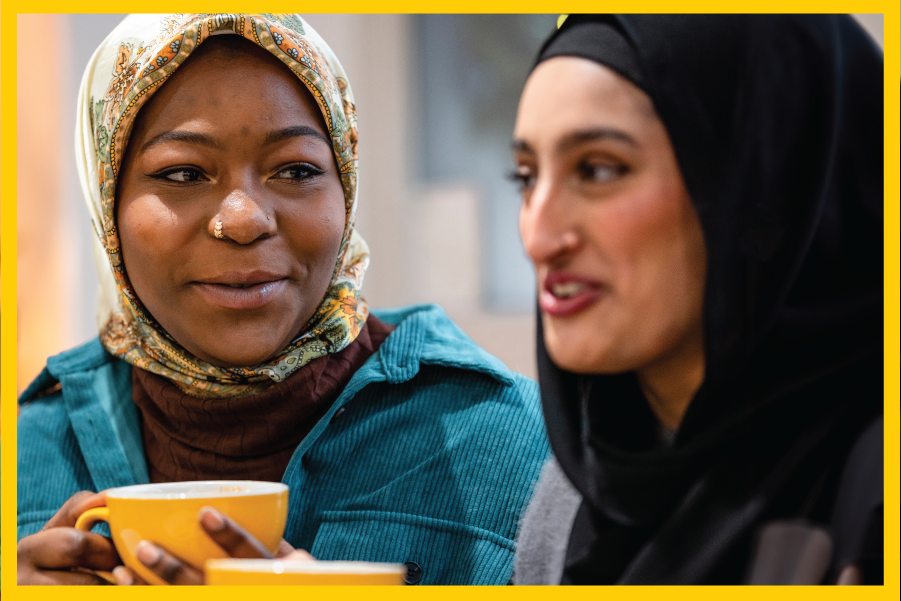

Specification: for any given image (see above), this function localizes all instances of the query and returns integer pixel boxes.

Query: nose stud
[214,220,225,240]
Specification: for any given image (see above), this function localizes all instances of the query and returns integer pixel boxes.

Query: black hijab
[534,15,883,584]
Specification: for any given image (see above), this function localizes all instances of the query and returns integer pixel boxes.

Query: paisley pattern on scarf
[77,14,368,397]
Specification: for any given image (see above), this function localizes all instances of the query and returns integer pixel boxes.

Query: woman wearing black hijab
[510,15,883,585]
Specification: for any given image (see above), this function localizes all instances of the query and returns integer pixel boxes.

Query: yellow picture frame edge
[2,2,898,599]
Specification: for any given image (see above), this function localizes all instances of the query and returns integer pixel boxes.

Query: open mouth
[550,281,589,298]
[540,273,604,318]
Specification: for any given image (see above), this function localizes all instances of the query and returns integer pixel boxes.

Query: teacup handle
[74,507,117,585]
[74,506,110,532]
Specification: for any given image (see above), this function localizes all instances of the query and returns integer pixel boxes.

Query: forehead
[514,56,657,145]
[131,37,325,135]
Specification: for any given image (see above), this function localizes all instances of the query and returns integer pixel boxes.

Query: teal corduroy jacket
[17,304,549,585]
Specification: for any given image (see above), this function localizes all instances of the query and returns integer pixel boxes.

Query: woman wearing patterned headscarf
[17,14,548,585]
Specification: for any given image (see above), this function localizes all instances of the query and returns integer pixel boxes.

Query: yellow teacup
[205,559,406,585]
[74,480,289,585]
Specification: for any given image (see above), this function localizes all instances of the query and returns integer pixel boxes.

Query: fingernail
[113,566,133,585]
[199,506,225,531]
[136,540,161,566]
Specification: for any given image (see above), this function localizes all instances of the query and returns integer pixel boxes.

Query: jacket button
[330,406,346,423]
[403,561,423,585]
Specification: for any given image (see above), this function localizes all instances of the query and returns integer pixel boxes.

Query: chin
[542,315,624,375]
[202,349,279,368]
[546,343,608,374]
[173,312,304,368]
[185,335,286,368]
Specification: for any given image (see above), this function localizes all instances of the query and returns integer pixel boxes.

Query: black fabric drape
[534,15,883,584]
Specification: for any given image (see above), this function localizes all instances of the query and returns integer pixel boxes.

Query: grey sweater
[513,457,583,585]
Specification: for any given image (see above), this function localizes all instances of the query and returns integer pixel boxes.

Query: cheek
[282,189,346,279]
[119,195,188,288]
[592,179,690,298]
[593,177,706,350]
[121,197,181,244]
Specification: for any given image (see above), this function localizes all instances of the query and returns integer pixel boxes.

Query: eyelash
[507,160,629,193]
[577,161,628,183]
[272,163,326,182]
[507,169,536,192]
[151,167,205,184]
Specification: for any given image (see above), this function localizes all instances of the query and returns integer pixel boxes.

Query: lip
[540,271,605,318]
[191,270,289,310]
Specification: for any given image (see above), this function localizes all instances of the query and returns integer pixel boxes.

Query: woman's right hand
[17,491,122,585]
[112,507,313,585]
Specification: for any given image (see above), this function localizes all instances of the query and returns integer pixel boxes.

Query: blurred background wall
[16,14,885,392]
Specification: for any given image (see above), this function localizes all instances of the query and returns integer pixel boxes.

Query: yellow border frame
[2,2,898,599]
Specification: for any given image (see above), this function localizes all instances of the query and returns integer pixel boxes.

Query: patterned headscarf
[76,14,369,398]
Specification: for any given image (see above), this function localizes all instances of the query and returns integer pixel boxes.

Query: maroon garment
[132,316,394,483]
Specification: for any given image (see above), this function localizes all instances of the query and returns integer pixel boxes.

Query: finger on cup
[136,541,203,585]
[41,490,108,531]
[276,539,298,558]
[113,566,134,585]
[198,507,274,559]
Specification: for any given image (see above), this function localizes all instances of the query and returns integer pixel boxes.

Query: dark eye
[507,168,537,192]
[273,163,324,181]
[578,161,626,183]
[158,168,204,183]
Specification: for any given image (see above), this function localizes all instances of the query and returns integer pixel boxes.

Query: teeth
[552,282,585,298]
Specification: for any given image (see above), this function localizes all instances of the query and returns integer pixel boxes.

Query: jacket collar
[19,338,113,403]
[372,304,515,387]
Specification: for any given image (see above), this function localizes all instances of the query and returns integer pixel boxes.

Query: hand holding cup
[17,491,121,585]
[72,481,288,585]
[113,507,307,585]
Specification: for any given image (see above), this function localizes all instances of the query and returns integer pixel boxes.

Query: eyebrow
[262,125,331,148]
[139,125,332,154]
[140,130,223,153]
[512,127,639,155]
